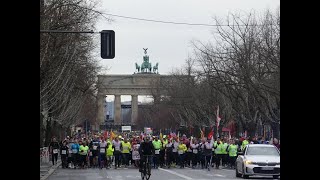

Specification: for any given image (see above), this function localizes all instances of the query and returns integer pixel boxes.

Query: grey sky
[95,0,280,102]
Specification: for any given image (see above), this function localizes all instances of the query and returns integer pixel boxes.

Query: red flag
[208,131,214,139]
[208,126,214,139]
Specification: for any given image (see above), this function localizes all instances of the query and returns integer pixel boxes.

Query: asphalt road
[48,166,279,180]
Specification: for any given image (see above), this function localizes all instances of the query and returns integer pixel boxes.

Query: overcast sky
[95,0,280,102]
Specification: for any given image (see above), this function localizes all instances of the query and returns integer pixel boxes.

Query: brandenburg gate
[97,49,190,127]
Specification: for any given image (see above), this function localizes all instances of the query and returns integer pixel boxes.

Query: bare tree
[153,8,280,139]
[40,0,111,146]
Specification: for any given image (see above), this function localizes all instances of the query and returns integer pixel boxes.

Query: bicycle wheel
[146,162,151,180]
[141,163,145,180]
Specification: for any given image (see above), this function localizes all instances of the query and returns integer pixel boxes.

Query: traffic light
[100,30,115,59]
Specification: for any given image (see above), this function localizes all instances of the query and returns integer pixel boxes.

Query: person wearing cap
[152,136,162,169]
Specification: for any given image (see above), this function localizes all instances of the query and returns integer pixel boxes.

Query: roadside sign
[122,126,131,132]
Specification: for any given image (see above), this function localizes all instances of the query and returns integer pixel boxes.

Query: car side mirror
[238,151,244,155]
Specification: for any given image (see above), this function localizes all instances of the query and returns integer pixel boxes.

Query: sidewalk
[40,160,61,180]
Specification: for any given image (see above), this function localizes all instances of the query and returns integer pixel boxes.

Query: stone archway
[97,73,189,129]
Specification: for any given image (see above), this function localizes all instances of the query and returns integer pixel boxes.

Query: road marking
[206,173,226,177]
[159,168,193,180]
[221,168,234,171]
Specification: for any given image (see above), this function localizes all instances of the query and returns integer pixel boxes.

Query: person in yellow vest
[160,135,168,168]
[152,136,162,169]
[221,137,229,167]
[121,137,131,168]
[214,138,223,169]
[226,139,238,169]
[106,141,114,169]
[177,140,187,168]
[79,141,89,169]
[241,137,249,151]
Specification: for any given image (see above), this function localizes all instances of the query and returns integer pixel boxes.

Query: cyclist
[139,136,154,173]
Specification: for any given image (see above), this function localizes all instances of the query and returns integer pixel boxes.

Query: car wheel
[242,165,249,179]
[235,165,241,177]
[273,175,279,179]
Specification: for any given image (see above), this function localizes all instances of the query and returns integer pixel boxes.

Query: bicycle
[141,155,152,180]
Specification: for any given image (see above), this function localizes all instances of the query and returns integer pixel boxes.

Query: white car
[235,144,280,179]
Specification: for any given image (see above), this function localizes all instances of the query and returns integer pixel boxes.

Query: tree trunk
[40,113,44,147]
[271,122,280,139]
[247,122,256,138]
[44,117,51,147]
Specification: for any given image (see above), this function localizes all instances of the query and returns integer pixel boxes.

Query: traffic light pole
[40,30,97,34]
[40,29,115,59]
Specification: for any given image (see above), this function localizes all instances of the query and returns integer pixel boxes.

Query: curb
[40,161,62,180]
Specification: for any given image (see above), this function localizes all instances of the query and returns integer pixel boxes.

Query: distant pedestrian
[49,137,60,165]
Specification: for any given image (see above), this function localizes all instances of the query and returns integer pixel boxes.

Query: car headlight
[244,160,252,165]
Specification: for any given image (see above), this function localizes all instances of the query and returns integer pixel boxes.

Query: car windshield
[246,146,279,156]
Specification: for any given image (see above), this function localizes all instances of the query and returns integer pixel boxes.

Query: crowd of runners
[47,131,280,171]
